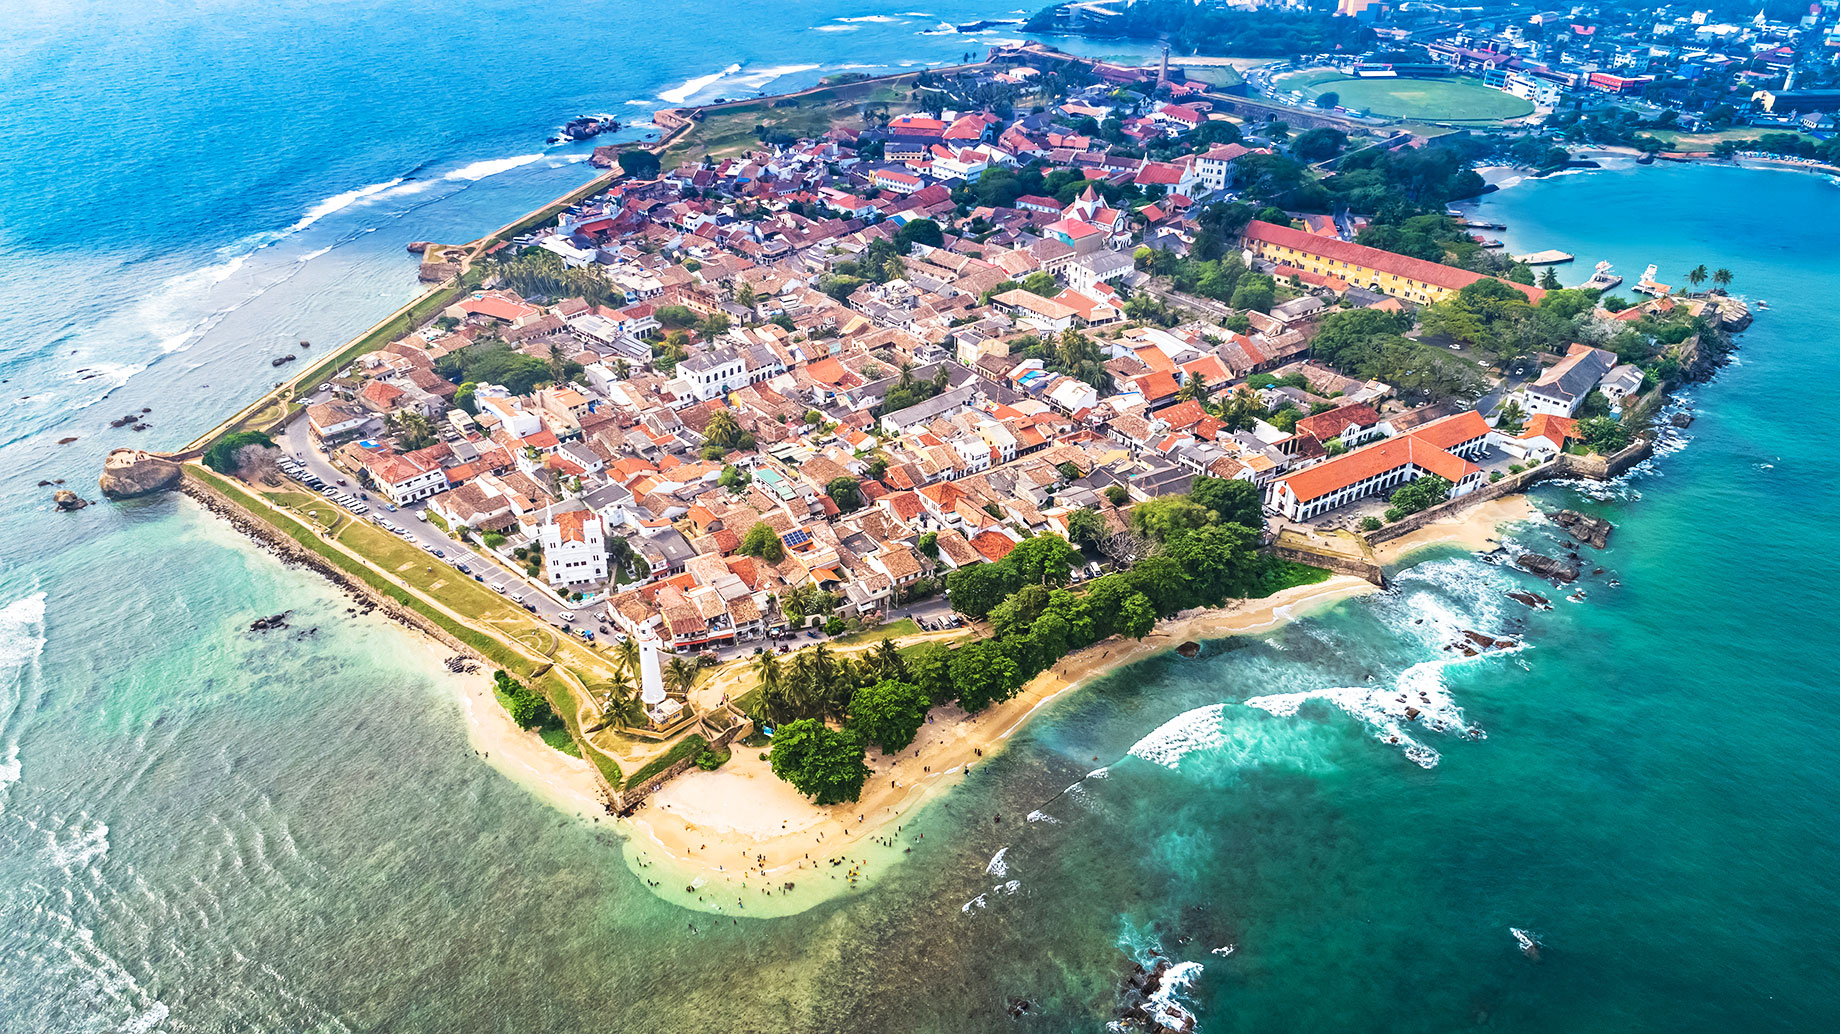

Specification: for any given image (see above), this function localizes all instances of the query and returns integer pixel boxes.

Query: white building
[539,503,608,587]
[677,347,749,402]
[1194,143,1254,194]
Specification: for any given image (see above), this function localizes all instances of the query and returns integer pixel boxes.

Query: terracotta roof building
[1266,410,1491,521]
[1241,221,1544,307]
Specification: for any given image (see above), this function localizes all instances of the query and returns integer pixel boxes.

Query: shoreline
[619,575,1379,917]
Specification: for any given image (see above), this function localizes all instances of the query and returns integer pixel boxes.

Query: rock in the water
[1507,589,1552,610]
[1546,509,1613,549]
[99,448,182,499]
[1518,553,1580,583]
[53,489,89,511]
[1175,640,1201,658]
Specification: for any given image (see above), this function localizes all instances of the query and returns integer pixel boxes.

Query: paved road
[279,414,590,635]
[278,412,967,663]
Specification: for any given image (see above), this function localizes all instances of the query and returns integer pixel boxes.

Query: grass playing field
[1278,72,1534,123]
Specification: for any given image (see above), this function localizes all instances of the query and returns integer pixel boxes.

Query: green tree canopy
[847,679,930,755]
[768,720,869,804]
[740,522,785,562]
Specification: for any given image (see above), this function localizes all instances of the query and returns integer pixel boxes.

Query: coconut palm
[663,656,699,699]
[754,650,782,698]
[615,637,640,679]
[601,670,643,726]
[1713,268,1733,292]
[1493,399,1527,434]
[1686,264,1708,292]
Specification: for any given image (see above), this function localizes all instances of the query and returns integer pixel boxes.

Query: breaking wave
[658,64,742,104]
[444,153,546,181]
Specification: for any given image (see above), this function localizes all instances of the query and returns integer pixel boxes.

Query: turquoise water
[2,5,1836,1025]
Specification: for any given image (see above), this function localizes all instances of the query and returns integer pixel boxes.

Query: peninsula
[116,41,1751,909]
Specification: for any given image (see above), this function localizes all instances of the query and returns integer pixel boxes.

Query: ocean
[2,1,1837,1024]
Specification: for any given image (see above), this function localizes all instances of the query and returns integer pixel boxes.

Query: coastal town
[114,28,1761,903]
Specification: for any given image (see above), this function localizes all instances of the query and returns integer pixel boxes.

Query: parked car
[558,612,575,623]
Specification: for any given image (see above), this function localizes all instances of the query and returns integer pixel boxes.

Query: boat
[1755,299,1770,310]
[1582,260,1622,291]
[1631,263,1671,297]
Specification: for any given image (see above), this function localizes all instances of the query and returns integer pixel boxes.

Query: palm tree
[601,670,641,726]
[754,650,782,698]
[663,656,699,699]
[616,637,640,679]
[1493,399,1527,434]
[1713,268,1733,292]
[1686,264,1708,292]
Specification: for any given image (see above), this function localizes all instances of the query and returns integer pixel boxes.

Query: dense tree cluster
[203,431,274,474]
[1384,475,1452,523]
[435,340,571,395]
[493,670,559,730]
[1308,308,1488,403]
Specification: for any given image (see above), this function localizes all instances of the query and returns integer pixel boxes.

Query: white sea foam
[1246,656,1490,769]
[1128,703,1229,769]
[659,64,742,104]
[296,245,335,263]
[48,817,110,870]
[443,153,546,181]
[815,24,861,31]
[116,1001,169,1034]
[1142,960,1204,1031]
[285,177,403,233]
[838,13,904,21]
[1025,809,1058,824]
[729,64,823,92]
[961,893,988,913]
[985,846,1009,877]
[0,592,50,668]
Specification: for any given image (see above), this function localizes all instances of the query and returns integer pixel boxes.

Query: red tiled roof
[1276,411,1490,504]
[1294,403,1383,443]
[1243,221,1544,302]
[969,530,1016,563]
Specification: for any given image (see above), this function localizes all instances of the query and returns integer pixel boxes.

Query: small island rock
[1546,509,1614,549]
[99,448,183,499]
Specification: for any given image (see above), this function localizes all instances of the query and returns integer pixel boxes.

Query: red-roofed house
[1267,411,1491,521]
[1151,104,1203,133]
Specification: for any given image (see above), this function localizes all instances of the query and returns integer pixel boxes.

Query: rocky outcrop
[1547,509,1614,549]
[53,489,89,511]
[99,448,183,499]
[1518,553,1580,583]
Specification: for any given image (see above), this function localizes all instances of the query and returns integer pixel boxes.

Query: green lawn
[1280,73,1533,123]
[662,80,919,165]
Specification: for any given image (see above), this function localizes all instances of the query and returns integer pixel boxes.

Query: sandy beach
[621,575,1378,915]
[1373,494,1541,566]
[429,642,609,818]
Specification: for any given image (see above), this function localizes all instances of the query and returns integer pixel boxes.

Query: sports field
[1278,72,1534,123]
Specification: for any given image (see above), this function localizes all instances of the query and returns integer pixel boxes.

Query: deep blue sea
[2,3,1837,1027]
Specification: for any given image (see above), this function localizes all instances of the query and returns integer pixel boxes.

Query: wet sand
[432,642,607,818]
